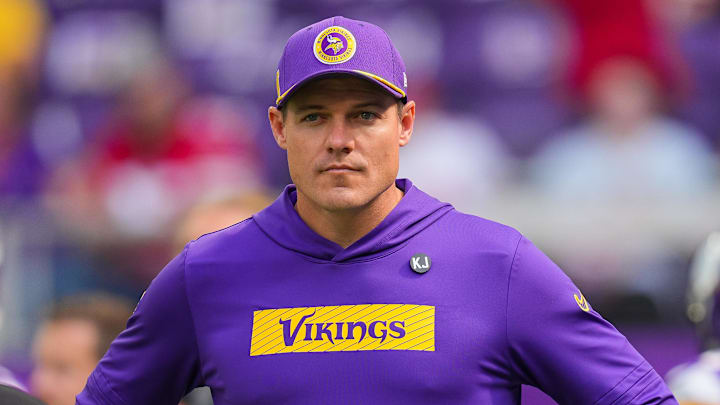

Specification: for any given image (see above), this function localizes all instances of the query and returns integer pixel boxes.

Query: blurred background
[1,0,719,403]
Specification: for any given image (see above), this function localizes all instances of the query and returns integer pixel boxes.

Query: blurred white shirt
[530,117,717,201]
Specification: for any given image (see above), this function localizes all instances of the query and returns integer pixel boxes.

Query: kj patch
[249,304,435,356]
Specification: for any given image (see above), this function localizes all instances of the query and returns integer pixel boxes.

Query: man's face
[269,76,414,212]
[31,320,100,405]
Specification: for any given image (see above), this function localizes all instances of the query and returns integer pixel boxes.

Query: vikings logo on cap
[314,26,356,65]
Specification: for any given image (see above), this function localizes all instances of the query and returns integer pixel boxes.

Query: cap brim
[276,69,406,107]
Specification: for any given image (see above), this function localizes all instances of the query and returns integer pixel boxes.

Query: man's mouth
[322,164,359,172]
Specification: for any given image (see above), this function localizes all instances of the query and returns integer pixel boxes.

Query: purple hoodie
[77,179,677,404]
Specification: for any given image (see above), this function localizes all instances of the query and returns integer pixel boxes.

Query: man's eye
[303,113,319,122]
[359,112,376,120]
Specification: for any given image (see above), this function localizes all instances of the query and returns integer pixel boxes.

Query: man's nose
[325,119,354,153]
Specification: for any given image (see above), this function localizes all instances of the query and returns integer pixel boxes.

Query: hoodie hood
[253,179,453,263]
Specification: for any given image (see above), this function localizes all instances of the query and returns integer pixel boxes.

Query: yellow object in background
[0,0,46,71]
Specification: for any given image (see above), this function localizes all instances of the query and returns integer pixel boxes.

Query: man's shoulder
[185,217,265,259]
[439,208,523,250]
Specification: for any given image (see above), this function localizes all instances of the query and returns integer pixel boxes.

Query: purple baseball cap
[275,16,408,107]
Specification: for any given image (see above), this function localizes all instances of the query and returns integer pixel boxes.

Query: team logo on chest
[249,304,435,356]
[314,26,356,64]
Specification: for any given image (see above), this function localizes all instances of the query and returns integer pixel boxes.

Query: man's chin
[320,188,365,211]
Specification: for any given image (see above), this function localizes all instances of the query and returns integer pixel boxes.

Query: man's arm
[76,246,204,405]
[505,236,677,404]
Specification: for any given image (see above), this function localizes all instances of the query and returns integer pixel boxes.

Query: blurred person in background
[527,53,718,323]
[537,0,717,200]
[46,57,261,241]
[44,58,264,281]
[30,294,133,405]
[530,55,716,200]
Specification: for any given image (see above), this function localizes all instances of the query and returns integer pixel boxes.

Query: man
[77,16,677,404]
[32,294,133,405]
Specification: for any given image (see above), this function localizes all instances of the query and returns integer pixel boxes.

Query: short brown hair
[45,293,134,359]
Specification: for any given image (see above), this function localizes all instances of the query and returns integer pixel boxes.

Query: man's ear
[268,106,288,150]
[398,100,415,147]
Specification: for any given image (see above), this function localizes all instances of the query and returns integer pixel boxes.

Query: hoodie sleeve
[505,236,677,404]
[76,246,203,405]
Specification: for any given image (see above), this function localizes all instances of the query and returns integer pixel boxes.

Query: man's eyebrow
[292,104,326,112]
[291,100,389,112]
[351,101,387,109]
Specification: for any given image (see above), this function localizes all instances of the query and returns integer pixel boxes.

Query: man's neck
[295,185,404,249]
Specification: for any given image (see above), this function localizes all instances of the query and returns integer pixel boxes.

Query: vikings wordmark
[249,304,435,356]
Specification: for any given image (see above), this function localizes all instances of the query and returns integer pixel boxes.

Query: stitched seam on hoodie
[370,203,452,253]
[592,361,647,405]
[252,197,453,264]
[339,206,454,264]
[369,199,428,252]
[276,240,413,265]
